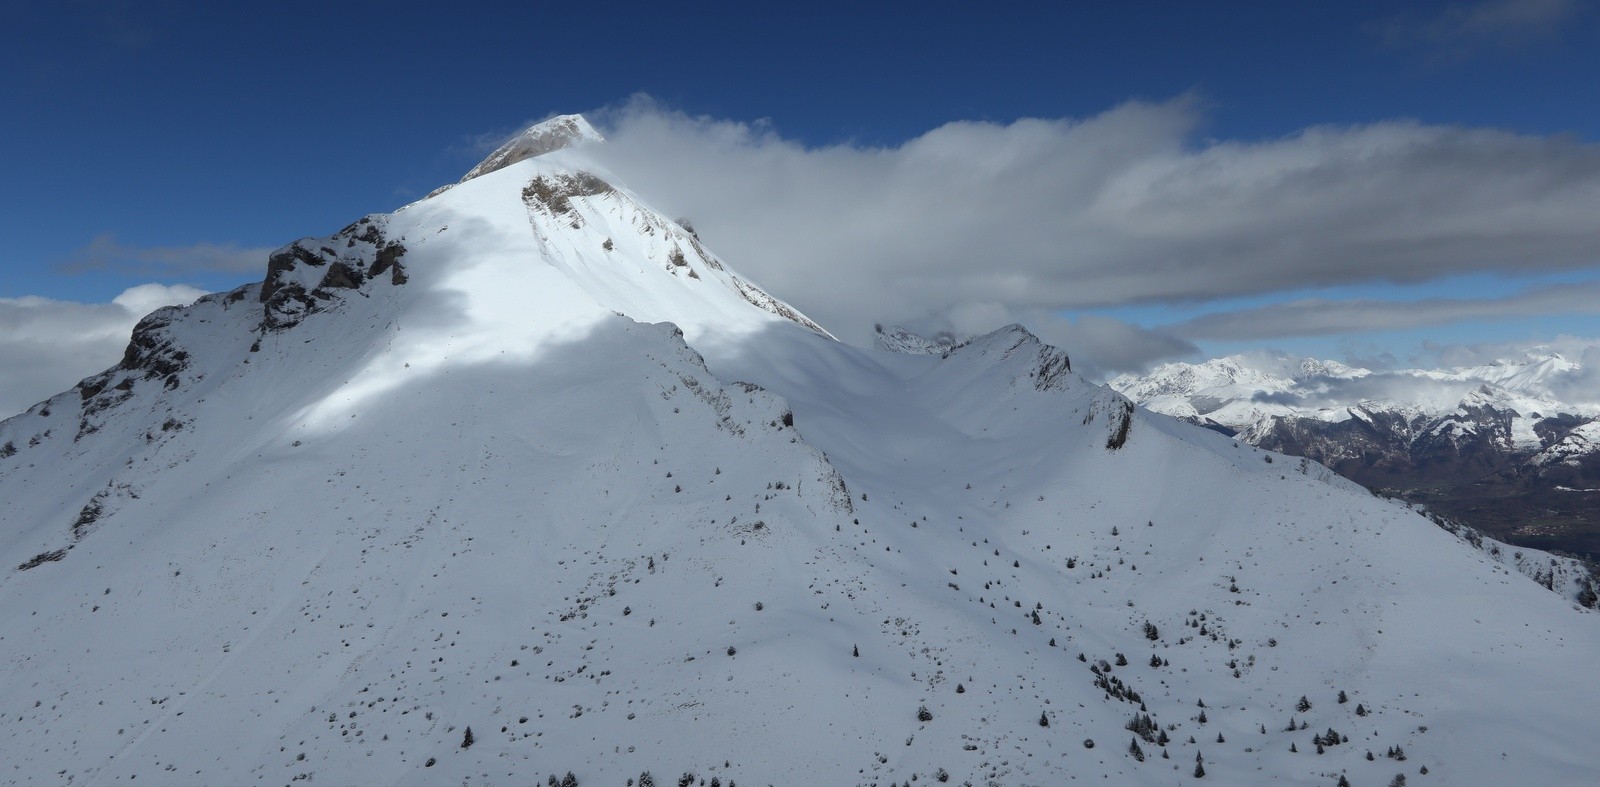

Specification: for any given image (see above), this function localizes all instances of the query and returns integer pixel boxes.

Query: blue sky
[2,0,1600,405]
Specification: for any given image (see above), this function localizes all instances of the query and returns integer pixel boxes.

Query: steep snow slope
[2,117,1598,787]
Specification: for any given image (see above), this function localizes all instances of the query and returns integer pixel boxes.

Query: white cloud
[60,234,273,276]
[1252,373,1487,413]
[113,283,209,317]
[1374,0,1587,58]
[580,98,1600,349]
[1415,335,1600,407]
[1423,334,1600,367]
[1547,346,1600,405]
[0,284,206,419]
[1167,282,1600,340]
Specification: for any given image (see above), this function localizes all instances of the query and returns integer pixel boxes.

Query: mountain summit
[2,115,1598,785]
[425,113,606,199]
[461,114,605,182]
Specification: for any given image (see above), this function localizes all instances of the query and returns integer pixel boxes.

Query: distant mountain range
[1111,351,1600,559]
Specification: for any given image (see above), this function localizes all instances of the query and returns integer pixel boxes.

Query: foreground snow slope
[2,117,1596,786]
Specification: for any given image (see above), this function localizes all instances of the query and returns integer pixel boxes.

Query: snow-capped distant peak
[1108,355,1287,403]
[1296,358,1365,380]
[1442,352,1581,395]
[449,114,606,190]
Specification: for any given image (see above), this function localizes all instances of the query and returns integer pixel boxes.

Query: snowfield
[2,116,1597,786]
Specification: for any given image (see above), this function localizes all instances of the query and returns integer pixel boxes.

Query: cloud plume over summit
[582,97,1600,367]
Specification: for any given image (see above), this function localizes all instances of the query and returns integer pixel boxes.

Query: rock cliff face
[258,214,409,333]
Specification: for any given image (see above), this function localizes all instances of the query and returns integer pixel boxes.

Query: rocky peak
[258,215,407,333]
[872,324,957,355]
[459,114,604,184]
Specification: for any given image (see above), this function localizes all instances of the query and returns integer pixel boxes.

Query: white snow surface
[2,118,1598,786]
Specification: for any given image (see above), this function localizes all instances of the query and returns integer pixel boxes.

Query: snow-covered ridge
[873,323,957,355]
[2,114,1598,785]
[1532,420,1600,467]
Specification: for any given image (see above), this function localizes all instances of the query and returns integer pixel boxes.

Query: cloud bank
[1169,281,1600,340]
[582,98,1600,369]
[0,284,206,419]
[1374,0,1587,58]
[60,234,274,276]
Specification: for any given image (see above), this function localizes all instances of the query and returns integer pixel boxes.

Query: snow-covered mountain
[3,116,1598,786]
[1111,353,1600,558]
[1112,351,1595,433]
